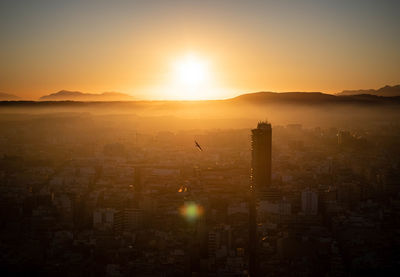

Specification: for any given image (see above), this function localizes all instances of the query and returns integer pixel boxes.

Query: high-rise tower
[249,121,272,277]
[251,121,272,192]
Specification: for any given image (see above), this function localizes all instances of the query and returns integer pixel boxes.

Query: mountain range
[0,92,20,101]
[1,85,400,102]
[337,85,400,97]
[39,90,134,101]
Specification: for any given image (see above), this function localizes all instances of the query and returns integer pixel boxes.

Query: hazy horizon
[3,84,400,102]
[1,0,400,100]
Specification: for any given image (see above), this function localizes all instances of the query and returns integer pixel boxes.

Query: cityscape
[0,110,399,276]
[1,0,400,276]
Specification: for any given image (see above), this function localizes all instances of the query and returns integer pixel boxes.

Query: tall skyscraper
[249,121,272,277]
[251,122,272,192]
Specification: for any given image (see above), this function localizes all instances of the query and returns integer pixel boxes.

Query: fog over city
[1,93,400,276]
[1,0,400,276]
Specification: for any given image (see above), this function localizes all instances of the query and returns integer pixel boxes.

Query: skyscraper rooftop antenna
[257,121,271,129]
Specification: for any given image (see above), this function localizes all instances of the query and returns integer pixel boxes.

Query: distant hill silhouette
[230,91,400,105]
[1,86,400,105]
[232,91,335,103]
[39,90,134,101]
[0,92,20,100]
[338,85,400,97]
[2,90,400,109]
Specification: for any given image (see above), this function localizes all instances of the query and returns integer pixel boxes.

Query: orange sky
[0,0,399,100]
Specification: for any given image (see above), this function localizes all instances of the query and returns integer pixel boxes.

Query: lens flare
[180,201,204,222]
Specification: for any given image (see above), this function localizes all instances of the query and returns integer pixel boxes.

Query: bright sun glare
[167,53,229,100]
[173,54,209,86]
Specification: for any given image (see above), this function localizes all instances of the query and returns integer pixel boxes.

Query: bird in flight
[194,140,203,151]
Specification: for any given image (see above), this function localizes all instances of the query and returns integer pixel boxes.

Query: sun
[166,53,226,100]
[173,54,209,86]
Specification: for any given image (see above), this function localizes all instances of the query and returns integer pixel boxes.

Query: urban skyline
[1,0,400,276]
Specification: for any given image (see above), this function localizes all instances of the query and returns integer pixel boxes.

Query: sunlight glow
[174,54,209,86]
[160,52,232,100]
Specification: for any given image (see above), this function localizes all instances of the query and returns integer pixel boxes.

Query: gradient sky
[1,0,399,100]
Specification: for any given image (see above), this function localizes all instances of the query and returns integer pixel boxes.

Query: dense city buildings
[0,113,399,276]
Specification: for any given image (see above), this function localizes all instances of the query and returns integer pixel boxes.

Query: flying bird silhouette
[194,140,203,151]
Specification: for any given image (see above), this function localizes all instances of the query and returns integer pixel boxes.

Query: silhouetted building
[301,188,318,215]
[208,231,217,260]
[249,121,272,277]
[337,130,352,146]
[114,208,143,233]
[251,122,272,193]
[134,166,142,192]
[93,208,116,231]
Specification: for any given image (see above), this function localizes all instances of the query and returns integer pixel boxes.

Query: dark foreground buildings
[249,121,272,276]
[1,113,400,276]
